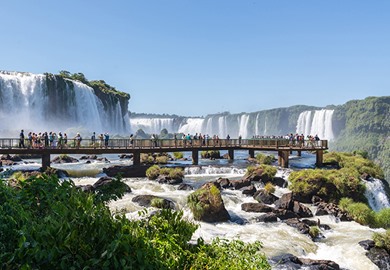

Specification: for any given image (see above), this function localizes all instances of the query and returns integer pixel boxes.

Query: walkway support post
[41,153,51,171]
[297,150,302,157]
[133,152,141,165]
[248,149,255,159]
[278,150,289,168]
[228,149,234,161]
[316,150,323,167]
[192,150,199,165]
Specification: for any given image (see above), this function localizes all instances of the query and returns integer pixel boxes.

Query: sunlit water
[2,151,388,269]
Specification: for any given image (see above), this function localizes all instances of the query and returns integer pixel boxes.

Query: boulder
[187,182,230,223]
[44,167,70,178]
[315,202,352,221]
[119,154,133,159]
[293,201,313,218]
[270,176,288,188]
[93,176,132,193]
[272,209,298,220]
[274,192,294,210]
[284,218,310,234]
[241,203,274,213]
[216,177,231,189]
[359,240,376,251]
[51,155,79,164]
[230,178,251,190]
[177,183,194,190]
[359,240,390,269]
[269,254,340,270]
[157,175,183,185]
[253,189,278,204]
[103,165,151,178]
[78,185,94,192]
[256,213,278,223]
[132,195,175,210]
[80,155,98,160]
[240,184,256,196]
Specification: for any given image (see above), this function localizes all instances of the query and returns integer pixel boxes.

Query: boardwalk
[0,138,328,169]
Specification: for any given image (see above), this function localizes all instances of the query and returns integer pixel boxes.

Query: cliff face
[331,96,390,180]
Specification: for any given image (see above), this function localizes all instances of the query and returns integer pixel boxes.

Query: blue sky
[1,1,389,116]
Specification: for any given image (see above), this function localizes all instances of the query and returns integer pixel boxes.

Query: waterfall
[296,109,334,140]
[130,118,175,134]
[364,178,390,212]
[178,118,204,135]
[218,116,228,138]
[238,114,250,139]
[255,113,260,135]
[0,71,129,135]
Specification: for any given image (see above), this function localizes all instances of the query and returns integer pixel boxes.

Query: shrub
[201,150,221,159]
[373,230,390,253]
[146,165,160,180]
[309,226,320,239]
[264,183,275,194]
[259,164,277,180]
[376,208,390,229]
[173,152,184,159]
[155,155,168,164]
[338,198,375,226]
[169,168,184,180]
[255,153,275,165]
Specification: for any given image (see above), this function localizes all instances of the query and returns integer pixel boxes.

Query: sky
[1,1,389,116]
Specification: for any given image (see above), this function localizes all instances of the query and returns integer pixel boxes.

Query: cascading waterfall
[296,109,335,140]
[178,118,205,135]
[129,118,176,134]
[238,114,250,138]
[0,71,129,135]
[364,178,390,212]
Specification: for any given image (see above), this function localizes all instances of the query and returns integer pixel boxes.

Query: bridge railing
[0,138,328,150]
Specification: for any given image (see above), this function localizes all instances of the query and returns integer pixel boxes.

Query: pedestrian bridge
[0,138,328,170]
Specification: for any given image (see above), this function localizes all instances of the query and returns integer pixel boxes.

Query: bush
[373,230,390,253]
[338,197,375,226]
[264,183,275,194]
[169,168,184,180]
[146,165,160,180]
[201,150,221,159]
[255,153,275,165]
[155,155,168,164]
[309,226,320,239]
[0,174,270,269]
[173,152,184,159]
[376,208,390,229]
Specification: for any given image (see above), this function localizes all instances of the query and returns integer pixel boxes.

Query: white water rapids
[2,152,388,270]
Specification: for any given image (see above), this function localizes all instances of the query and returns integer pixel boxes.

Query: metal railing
[0,138,328,150]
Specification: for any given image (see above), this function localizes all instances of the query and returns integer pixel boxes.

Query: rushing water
[2,151,388,270]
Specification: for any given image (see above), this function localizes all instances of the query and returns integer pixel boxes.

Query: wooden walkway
[0,138,328,169]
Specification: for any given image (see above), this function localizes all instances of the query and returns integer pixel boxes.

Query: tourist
[75,133,82,148]
[63,133,68,148]
[99,134,104,148]
[104,132,109,148]
[57,132,63,149]
[91,132,96,146]
[226,134,230,146]
[28,132,33,148]
[19,129,25,148]
[129,134,134,147]
[238,135,242,146]
[44,132,49,148]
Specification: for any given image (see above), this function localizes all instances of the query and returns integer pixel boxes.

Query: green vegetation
[173,152,184,159]
[58,70,129,99]
[324,152,384,179]
[289,168,366,203]
[141,153,169,165]
[187,184,222,221]
[245,164,277,182]
[255,153,276,165]
[146,165,184,180]
[332,96,390,180]
[264,183,275,194]
[309,226,320,239]
[373,230,390,254]
[0,174,270,269]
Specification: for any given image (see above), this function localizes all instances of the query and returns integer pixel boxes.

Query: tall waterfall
[238,114,250,138]
[296,109,335,140]
[0,71,129,135]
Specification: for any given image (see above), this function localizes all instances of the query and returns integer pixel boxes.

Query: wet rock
[312,195,323,205]
[230,178,251,190]
[80,155,98,160]
[240,184,256,196]
[241,203,274,213]
[301,219,319,227]
[269,254,340,270]
[51,155,79,164]
[119,154,133,159]
[157,175,183,185]
[271,176,288,188]
[272,209,298,220]
[216,177,231,189]
[177,183,193,190]
[103,165,151,178]
[359,240,376,251]
[284,218,310,234]
[14,154,42,159]
[44,167,70,178]
[293,201,313,218]
[78,184,94,192]
[253,189,278,204]
[93,176,132,193]
[256,213,278,223]
[132,195,175,210]
[1,160,17,166]
[96,157,110,162]
[274,192,294,210]
[315,202,352,221]
[359,240,390,269]
[188,182,230,223]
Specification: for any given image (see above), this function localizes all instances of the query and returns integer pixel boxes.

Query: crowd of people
[252,133,322,147]
[18,130,111,149]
